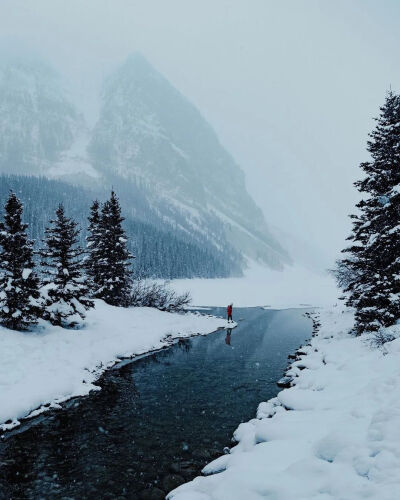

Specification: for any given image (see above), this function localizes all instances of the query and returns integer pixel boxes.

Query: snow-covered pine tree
[40,204,93,327]
[0,191,41,330]
[96,191,133,306]
[342,91,400,333]
[85,199,102,296]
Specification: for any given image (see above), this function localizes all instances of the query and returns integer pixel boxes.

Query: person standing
[227,303,233,323]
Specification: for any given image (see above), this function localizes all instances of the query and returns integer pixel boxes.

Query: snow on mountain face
[0,54,289,271]
[89,54,290,269]
[0,59,84,176]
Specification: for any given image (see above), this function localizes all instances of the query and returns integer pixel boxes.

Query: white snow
[45,128,101,180]
[0,300,229,431]
[173,262,338,309]
[22,268,32,280]
[168,306,400,500]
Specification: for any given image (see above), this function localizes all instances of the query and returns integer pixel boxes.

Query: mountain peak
[0,53,289,271]
[106,52,166,95]
[124,51,152,68]
[91,56,290,269]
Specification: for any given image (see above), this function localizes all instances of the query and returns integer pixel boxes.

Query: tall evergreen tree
[85,200,102,295]
[0,191,41,330]
[342,91,400,333]
[96,191,133,306]
[40,204,93,327]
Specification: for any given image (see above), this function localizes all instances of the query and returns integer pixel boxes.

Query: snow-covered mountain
[0,58,86,176]
[89,54,289,269]
[0,54,290,272]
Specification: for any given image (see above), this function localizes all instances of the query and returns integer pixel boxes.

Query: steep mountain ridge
[0,54,289,273]
[89,54,289,269]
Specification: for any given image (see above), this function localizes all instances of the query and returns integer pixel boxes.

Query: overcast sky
[1,0,400,269]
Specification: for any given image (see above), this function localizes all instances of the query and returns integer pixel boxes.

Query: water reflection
[0,307,311,499]
[225,328,232,346]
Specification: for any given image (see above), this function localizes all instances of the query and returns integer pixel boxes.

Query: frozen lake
[0,307,312,499]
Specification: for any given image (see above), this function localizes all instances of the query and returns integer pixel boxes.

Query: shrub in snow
[0,191,41,330]
[40,204,93,327]
[372,323,400,347]
[330,258,361,293]
[129,279,191,312]
[341,91,400,334]
[372,329,396,347]
[92,191,133,307]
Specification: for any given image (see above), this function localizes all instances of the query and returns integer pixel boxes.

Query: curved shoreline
[0,302,232,434]
[2,324,233,436]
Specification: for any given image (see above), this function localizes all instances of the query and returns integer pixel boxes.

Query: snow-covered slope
[0,58,85,176]
[89,54,289,269]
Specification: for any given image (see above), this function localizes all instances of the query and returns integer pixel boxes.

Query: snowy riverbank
[169,306,400,500]
[0,300,229,432]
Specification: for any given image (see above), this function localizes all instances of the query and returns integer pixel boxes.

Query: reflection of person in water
[225,328,232,346]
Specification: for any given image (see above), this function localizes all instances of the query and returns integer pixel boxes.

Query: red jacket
[227,305,232,315]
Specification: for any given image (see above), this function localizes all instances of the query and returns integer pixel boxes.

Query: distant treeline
[0,174,241,279]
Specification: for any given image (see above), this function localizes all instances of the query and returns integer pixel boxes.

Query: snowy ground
[168,306,400,500]
[0,300,229,432]
[172,263,338,308]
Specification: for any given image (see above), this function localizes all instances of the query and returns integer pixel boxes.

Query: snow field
[172,263,338,309]
[168,306,400,500]
[0,300,229,431]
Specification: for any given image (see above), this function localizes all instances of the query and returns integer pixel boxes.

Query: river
[0,307,312,500]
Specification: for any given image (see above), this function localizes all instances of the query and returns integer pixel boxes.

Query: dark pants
[228,314,232,322]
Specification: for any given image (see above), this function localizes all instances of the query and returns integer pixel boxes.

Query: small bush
[129,279,191,312]
[372,329,396,347]
[329,258,360,290]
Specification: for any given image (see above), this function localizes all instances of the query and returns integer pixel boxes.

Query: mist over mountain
[0,53,289,275]
[0,58,84,175]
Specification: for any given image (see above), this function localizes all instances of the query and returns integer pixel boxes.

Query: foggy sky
[1,0,400,269]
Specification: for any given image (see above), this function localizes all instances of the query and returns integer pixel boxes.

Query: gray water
[0,307,312,500]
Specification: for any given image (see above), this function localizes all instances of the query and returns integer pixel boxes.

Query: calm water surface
[0,307,312,499]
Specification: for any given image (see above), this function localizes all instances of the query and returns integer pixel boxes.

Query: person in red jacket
[227,303,233,323]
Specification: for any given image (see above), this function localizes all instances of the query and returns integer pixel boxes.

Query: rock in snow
[168,306,400,500]
[0,300,227,431]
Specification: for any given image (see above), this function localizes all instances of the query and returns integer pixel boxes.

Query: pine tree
[40,204,93,327]
[96,191,133,306]
[0,191,41,330]
[342,91,400,333]
[85,200,102,295]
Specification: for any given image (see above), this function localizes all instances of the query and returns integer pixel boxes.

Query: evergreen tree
[0,191,41,330]
[85,200,102,295]
[96,191,133,306]
[342,91,400,333]
[0,174,242,279]
[40,204,93,327]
